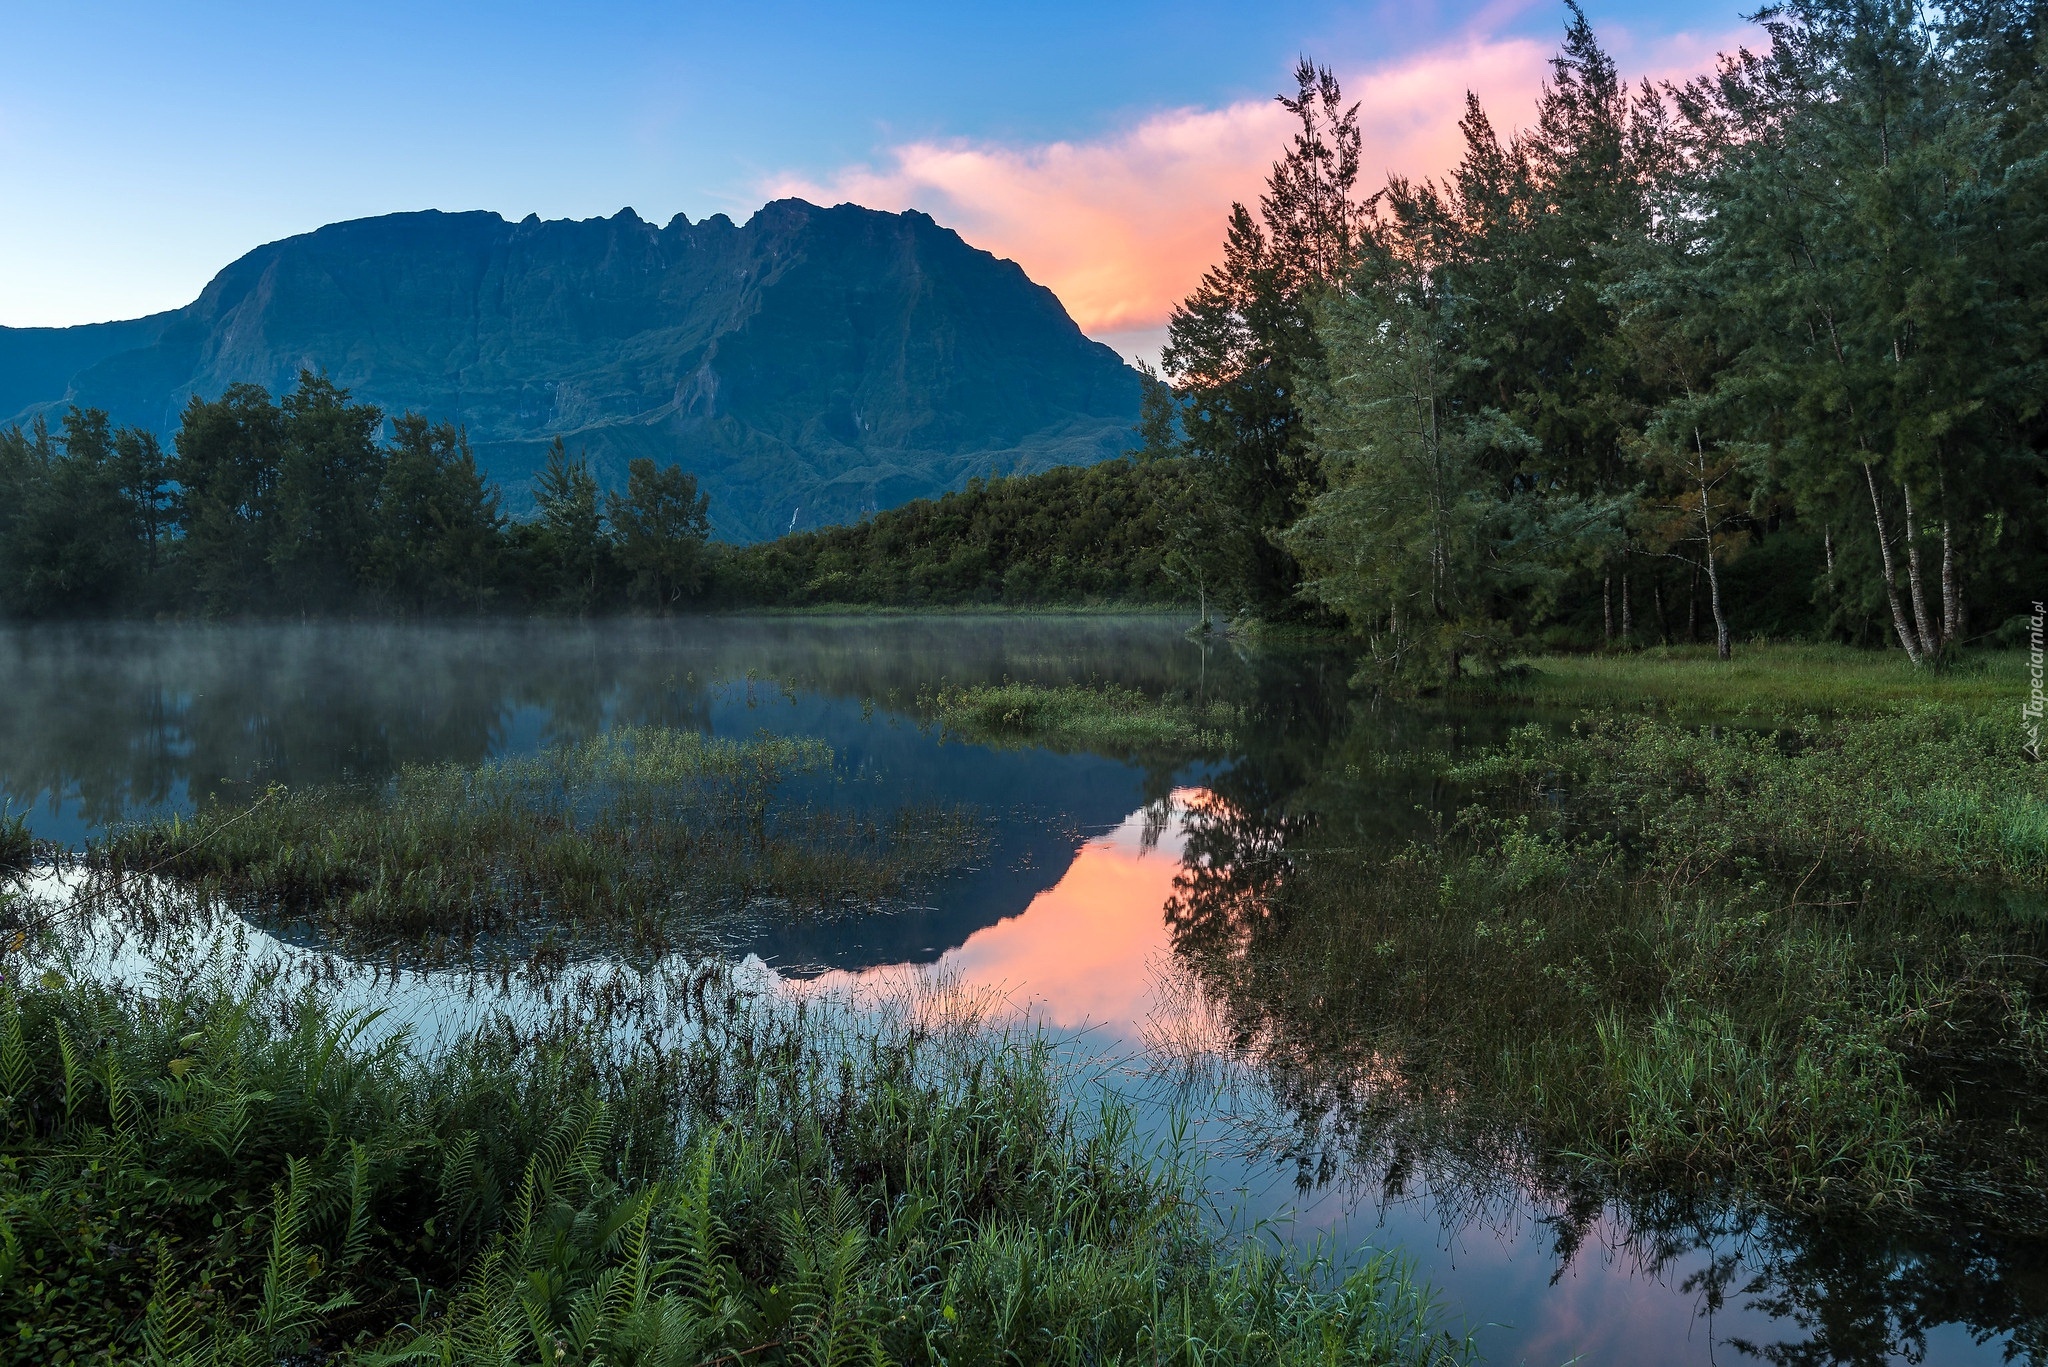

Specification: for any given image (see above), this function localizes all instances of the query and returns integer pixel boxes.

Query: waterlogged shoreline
[2,620,2045,1364]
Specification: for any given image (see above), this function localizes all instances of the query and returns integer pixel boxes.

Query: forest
[2,0,2042,671]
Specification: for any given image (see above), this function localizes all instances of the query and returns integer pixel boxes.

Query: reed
[1454,703,2048,888]
[0,811,28,876]
[0,968,1472,1366]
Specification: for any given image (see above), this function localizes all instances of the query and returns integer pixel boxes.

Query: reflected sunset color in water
[7,620,2035,1366]
[787,795,1194,1042]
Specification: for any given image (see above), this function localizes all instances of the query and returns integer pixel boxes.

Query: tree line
[4,0,2040,650]
[0,374,1181,617]
[1152,0,2046,672]
[0,376,712,618]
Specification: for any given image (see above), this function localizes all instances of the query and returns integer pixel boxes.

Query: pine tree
[1162,61,1368,617]
[270,371,387,612]
[372,414,503,612]
[532,437,608,613]
[173,385,287,615]
[1678,0,2042,660]
[608,458,710,611]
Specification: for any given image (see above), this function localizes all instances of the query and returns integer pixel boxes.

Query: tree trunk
[1603,573,1613,647]
[1863,462,1925,664]
[1824,525,1834,581]
[1941,517,1961,645]
[1706,553,1730,659]
[1621,570,1633,646]
[1654,574,1670,645]
[1938,466,1963,644]
[1695,430,1730,660]
[1902,481,1939,653]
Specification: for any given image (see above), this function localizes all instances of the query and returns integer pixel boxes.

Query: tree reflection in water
[1158,741,2048,1366]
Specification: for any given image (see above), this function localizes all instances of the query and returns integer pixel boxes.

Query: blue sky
[0,0,1746,345]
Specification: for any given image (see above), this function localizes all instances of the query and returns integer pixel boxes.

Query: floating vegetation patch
[90,727,985,951]
[919,681,1238,757]
[0,967,1473,1366]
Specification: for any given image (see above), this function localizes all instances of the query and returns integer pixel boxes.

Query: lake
[2,618,2039,1366]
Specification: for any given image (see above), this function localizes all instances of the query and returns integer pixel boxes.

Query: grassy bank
[722,602,1188,618]
[1487,644,2025,715]
[919,681,1239,757]
[92,727,982,952]
[1457,705,2048,887]
[0,968,1470,1366]
[1166,695,2048,1221]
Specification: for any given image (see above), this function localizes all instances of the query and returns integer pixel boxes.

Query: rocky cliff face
[2,202,1141,540]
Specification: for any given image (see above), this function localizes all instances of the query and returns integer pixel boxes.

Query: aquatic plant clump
[93,726,984,944]
[0,971,1473,1367]
[919,681,1239,756]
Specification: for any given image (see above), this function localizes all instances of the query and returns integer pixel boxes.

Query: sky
[0,0,1749,362]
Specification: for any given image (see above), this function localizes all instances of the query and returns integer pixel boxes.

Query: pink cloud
[766,37,1548,340]
[769,25,1749,345]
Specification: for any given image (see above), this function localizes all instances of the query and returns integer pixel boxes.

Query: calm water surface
[2,619,2038,1366]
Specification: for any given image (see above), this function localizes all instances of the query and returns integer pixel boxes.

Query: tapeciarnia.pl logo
[2026,600,2045,761]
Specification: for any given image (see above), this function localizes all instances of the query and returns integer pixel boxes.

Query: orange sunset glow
[786,795,1197,1036]
[771,22,1742,355]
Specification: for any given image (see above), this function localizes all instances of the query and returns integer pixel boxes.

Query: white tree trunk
[1864,462,1925,664]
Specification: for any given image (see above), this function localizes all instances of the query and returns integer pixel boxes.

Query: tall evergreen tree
[531,437,608,613]
[608,458,710,612]
[1677,0,2041,660]
[1162,60,1368,616]
[173,385,287,615]
[113,427,172,576]
[271,372,387,612]
[0,410,144,617]
[372,414,503,613]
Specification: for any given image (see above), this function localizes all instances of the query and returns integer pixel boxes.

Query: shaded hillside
[0,313,174,425]
[711,457,1190,606]
[3,202,1141,540]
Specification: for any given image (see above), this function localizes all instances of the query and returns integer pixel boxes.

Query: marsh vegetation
[90,726,983,957]
[0,967,1470,1366]
[919,681,1239,759]
[3,618,2045,1363]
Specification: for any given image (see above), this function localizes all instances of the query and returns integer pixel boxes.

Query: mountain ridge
[1,201,1141,541]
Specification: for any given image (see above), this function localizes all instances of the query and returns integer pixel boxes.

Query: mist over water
[3,618,2038,1366]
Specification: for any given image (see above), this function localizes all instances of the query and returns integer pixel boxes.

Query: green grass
[724,602,1187,618]
[1160,695,2048,1221]
[919,682,1239,756]
[93,726,983,951]
[0,969,1472,1367]
[1454,704,2048,888]
[1486,644,2024,715]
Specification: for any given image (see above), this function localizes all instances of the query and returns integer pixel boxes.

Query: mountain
[0,202,1142,541]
